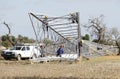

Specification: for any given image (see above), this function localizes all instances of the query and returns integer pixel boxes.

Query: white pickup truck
[1,45,41,61]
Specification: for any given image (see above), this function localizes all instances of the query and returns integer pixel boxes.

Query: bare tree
[109,28,120,55]
[103,28,113,45]
[3,22,15,46]
[83,15,106,43]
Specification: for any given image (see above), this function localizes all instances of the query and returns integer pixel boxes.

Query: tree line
[0,35,35,48]
[83,15,120,55]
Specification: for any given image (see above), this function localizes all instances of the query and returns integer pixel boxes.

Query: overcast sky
[0,0,120,39]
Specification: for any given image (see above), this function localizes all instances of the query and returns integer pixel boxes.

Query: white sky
[0,0,120,39]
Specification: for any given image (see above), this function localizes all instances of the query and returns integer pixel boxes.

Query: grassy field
[0,56,120,79]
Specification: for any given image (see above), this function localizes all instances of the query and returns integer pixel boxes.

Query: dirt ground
[0,56,120,79]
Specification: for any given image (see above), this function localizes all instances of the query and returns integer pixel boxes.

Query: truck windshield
[10,46,22,50]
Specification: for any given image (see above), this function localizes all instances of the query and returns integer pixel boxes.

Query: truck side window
[22,47,26,51]
[26,47,30,50]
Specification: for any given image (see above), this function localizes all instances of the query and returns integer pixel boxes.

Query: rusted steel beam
[60,32,77,35]
[49,23,74,27]
[63,34,77,36]
[56,28,77,32]
[76,12,82,57]
[28,13,39,42]
[53,26,77,30]
[53,26,71,29]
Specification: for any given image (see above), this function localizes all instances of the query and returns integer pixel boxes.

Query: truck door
[21,46,31,58]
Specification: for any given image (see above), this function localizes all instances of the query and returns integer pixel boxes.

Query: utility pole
[76,12,82,58]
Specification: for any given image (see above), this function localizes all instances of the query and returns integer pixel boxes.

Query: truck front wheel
[32,54,37,59]
[17,54,21,61]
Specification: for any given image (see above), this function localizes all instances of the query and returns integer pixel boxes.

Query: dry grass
[0,56,120,79]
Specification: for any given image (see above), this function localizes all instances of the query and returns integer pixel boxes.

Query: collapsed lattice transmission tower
[29,12,82,58]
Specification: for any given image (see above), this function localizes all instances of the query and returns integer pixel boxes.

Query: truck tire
[17,54,21,61]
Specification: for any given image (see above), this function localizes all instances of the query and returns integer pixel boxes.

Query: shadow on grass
[1,76,80,79]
